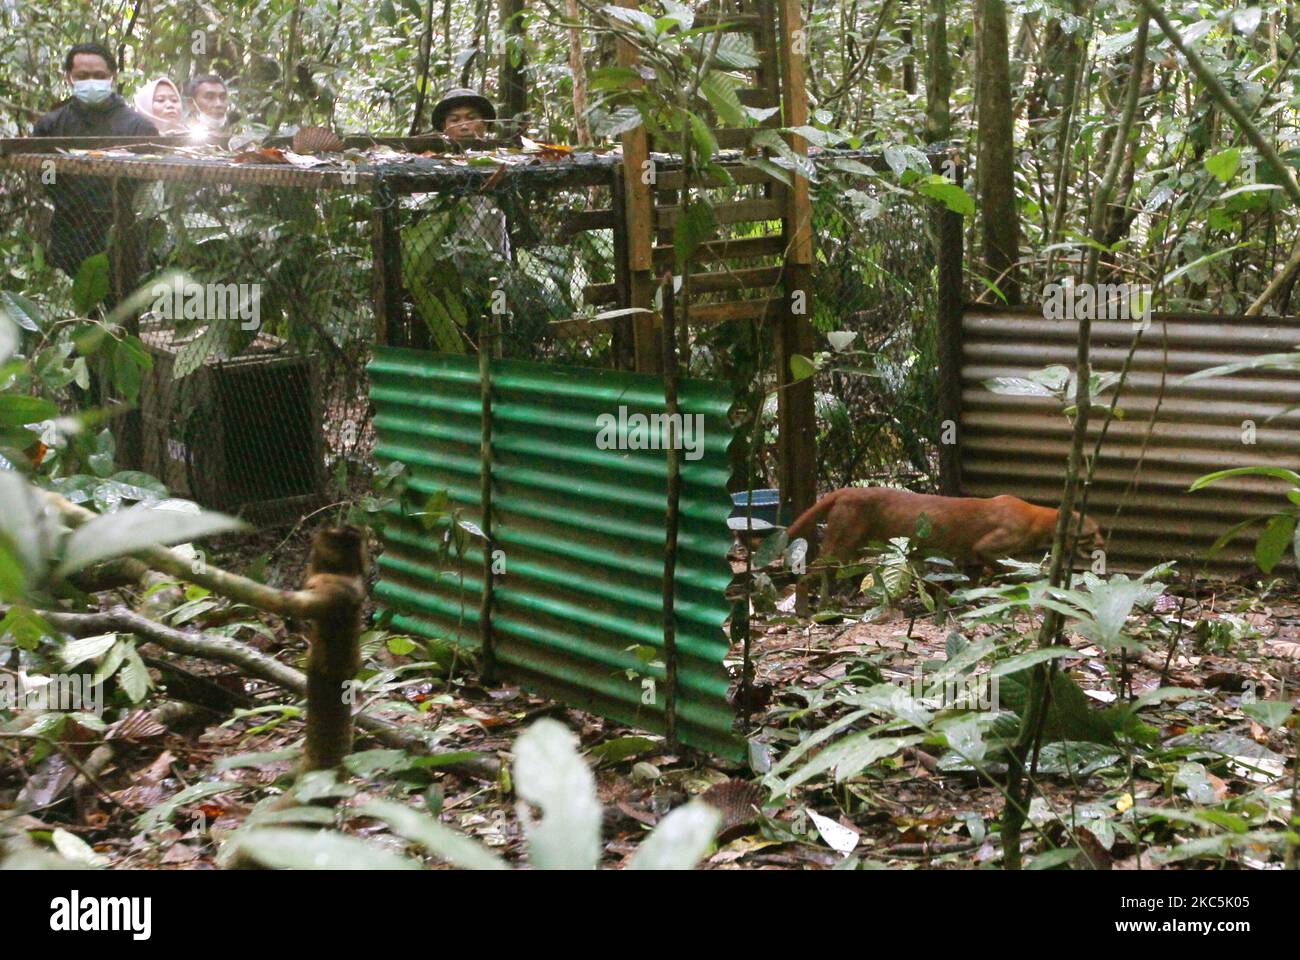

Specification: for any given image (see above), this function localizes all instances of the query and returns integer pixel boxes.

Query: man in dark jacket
[32,42,158,276]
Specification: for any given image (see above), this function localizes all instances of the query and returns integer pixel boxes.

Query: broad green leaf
[998,668,1132,745]
[0,394,58,428]
[1153,830,1286,865]
[1204,147,1240,183]
[0,606,56,650]
[225,827,420,870]
[51,828,107,867]
[387,635,417,656]
[0,291,45,333]
[917,177,975,216]
[1189,466,1300,490]
[687,111,717,166]
[659,0,694,31]
[1255,514,1296,573]
[0,312,15,365]
[358,798,508,870]
[740,155,793,187]
[712,32,761,69]
[989,647,1074,677]
[61,633,118,668]
[91,637,128,686]
[789,353,817,382]
[1033,742,1123,776]
[602,4,659,36]
[588,735,659,764]
[514,719,602,870]
[672,199,715,269]
[135,781,238,832]
[72,254,110,315]
[627,801,722,869]
[883,143,931,180]
[1027,847,1081,870]
[1157,243,1249,290]
[700,70,746,127]
[595,105,643,138]
[1180,350,1300,384]
[784,124,836,148]
[118,643,152,702]
[54,503,248,578]
[0,472,52,582]
[750,529,787,568]
[981,364,1071,398]
[1131,686,1202,710]
[1241,699,1293,730]
[783,733,925,790]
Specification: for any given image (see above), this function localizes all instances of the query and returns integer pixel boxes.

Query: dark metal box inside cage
[136,318,326,522]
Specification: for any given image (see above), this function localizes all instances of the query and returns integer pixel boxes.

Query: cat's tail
[784,490,841,546]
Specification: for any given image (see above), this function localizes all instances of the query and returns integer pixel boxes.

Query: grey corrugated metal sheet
[368,347,743,759]
[959,307,1300,572]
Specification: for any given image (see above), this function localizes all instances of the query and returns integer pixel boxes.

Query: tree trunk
[924,0,951,142]
[498,0,528,133]
[567,0,593,146]
[974,0,1022,303]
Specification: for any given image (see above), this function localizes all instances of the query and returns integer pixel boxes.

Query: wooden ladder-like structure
[611,0,818,521]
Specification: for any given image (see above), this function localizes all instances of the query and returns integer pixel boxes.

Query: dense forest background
[4,0,1300,317]
[1,1,1298,874]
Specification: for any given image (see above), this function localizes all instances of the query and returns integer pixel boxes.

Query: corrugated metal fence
[368,347,744,759]
[958,306,1300,572]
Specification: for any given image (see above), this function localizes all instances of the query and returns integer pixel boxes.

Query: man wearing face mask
[184,74,230,133]
[32,43,158,276]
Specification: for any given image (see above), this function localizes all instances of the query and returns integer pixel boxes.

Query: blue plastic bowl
[727,488,790,532]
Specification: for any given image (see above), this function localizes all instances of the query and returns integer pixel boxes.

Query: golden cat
[785,488,1103,606]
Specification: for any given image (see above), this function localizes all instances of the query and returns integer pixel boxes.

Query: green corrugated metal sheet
[368,347,744,759]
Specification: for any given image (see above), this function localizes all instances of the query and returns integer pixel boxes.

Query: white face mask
[71,78,114,107]
[198,110,227,129]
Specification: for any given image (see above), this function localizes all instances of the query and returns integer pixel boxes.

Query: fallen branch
[8,604,499,781]
[45,494,331,621]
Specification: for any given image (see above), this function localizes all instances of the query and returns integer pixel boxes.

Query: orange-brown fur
[787,489,1103,609]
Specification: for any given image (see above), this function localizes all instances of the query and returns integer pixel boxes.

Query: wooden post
[609,166,637,370]
[302,528,366,771]
[479,280,498,682]
[936,162,966,496]
[775,0,818,522]
[733,597,753,731]
[616,0,661,374]
[370,181,408,348]
[110,177,144,470]
[659,271,680,751]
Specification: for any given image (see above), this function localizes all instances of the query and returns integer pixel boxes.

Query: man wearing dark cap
[431,88,496,143]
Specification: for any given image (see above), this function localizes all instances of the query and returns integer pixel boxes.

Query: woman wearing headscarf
[132,77,185,133]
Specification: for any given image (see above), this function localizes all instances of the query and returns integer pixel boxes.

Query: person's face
[67,52,113,83]
[152,84,181,121]
[443,105,486,141]
[191,82,228,120]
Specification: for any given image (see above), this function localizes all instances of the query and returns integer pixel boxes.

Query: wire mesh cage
[0,142,951,526]
[0,144,628,522]
[806,155,946,492]
[378,153,621,368]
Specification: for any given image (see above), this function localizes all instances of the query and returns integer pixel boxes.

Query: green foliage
[221,718,722,870]
[0,471,242,603]
[1183,339,1300,570]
